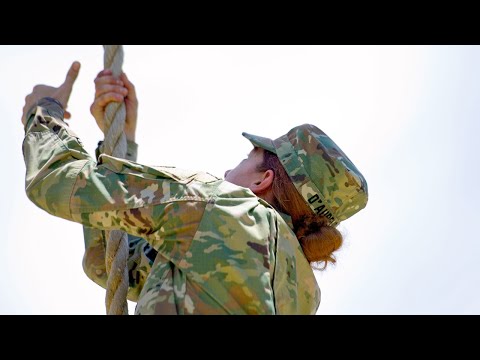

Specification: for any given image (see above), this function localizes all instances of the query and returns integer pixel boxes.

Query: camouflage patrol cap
[242,124,368,226]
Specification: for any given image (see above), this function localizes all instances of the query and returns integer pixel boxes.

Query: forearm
[83,137,139,249]
[23,98,156,236]
[23,98,94,220]
[82,137,145,299]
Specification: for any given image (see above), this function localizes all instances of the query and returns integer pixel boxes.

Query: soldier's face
[224,147,266,189]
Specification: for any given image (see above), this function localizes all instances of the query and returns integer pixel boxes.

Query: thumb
[62,61,81,91]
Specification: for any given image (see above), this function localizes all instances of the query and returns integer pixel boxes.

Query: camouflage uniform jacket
[23,98,321,314]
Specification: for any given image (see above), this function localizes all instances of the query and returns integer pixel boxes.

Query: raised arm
[22,63,211,302]
[81,68,153,300]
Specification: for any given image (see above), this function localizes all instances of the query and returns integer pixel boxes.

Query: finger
[96,69,113,78]
[94,75,124,87]
[63,61,81,90]
[120,73,137,101]
[94,92,125,109]
[64,111,72,119]
[95,84,128,98]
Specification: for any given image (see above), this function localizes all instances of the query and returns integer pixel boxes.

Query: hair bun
[294,214,343,269]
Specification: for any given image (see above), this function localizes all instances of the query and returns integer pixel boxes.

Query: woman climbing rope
[21,61,368,314]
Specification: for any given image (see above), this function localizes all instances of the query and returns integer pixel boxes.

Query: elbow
[25,181,50,214]
[25,181,71,220]
[82,249,140,303]
[82,248,108,290]
[24,162,82,221]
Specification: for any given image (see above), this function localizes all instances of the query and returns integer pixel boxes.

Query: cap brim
[242,132,276,153]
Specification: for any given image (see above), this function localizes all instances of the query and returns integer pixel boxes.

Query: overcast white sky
[1,45,479,315]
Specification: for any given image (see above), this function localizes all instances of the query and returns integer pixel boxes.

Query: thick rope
[102,45,129,315]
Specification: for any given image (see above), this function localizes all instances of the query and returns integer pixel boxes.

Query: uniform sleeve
[23,98,212,287]
[81,136,155,301]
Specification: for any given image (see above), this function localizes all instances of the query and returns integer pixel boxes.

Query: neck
[257,190,276,208]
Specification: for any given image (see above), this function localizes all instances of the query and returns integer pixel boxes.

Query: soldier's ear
[251,169,274,194]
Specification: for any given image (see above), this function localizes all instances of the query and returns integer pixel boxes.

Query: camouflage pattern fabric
[243,124,368,226]
[22,98,320,314]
